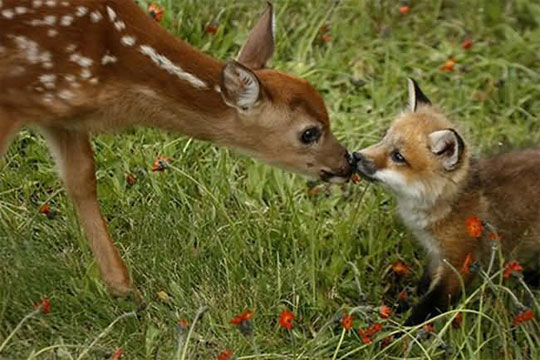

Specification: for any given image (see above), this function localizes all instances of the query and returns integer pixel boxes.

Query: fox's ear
[237,1,275,70]
[220,61,262,112]
[408,78,432,112]
[429,129,465,171]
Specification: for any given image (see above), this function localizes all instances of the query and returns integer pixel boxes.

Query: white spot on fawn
[60,14,74,26]
[45,0,56,7]
[61,1,69,7]
[28,15,56,26]
[64,75,80,88]
[89,77,99,85]
[14,6,27,15]
[65,44,77,53]
[44,15,56,25]
[47,29,58,37]
[75,6,88,17]
[101,53,117,65]
[139,45,207,89]
[106,6,116,21]
[32,0,43,8]
[58,89,75,100]
[11,36,52,67]
[1,9,14,19]
[42,93,54,103]
[69,52,93,67]
[39,74,56,89]
[114,20,125,31]
[90,10,102,23]
[80,68,91,79]
[64,74,76,82]
[121,35,136,47]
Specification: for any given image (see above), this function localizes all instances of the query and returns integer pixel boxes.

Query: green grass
[1,0,539,358]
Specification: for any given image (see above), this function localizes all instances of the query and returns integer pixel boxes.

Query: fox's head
[353,79,470,204]
[217,3,352,182]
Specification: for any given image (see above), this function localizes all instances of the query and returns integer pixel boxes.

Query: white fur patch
[28,15,56,26]
[101,53,117,65]
[412,228,441,263]
[69,52,92,67]
[80,68,91,79]
[42,93,55,103]
[64,74,76,82]
[65,44,77,53]
[90,10,102,23]
[138,45,207,89]
[47,29,58,37]
[45,0,56,7]
[106,6,116,21]
[14,6,27,14]
[374,169,409,192]
[57,89,75,100]
[11,35,52,66]
[60,14,74,26]
[114,20,125,31]
[39,74,56,89]
[32,0,43,8]
[1,9,14,19]
[75,6,88,17]
[120,35,136,47]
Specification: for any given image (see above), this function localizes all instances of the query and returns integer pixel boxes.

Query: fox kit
[354,79,540,326]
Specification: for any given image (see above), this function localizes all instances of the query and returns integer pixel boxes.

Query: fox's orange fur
[354,79,540,326]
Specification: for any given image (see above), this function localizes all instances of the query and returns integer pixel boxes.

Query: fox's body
[355,80,540,325]
[0,1,352,298]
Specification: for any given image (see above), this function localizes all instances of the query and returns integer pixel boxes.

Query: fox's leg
[416,264,432,296]
[0,115,22,157]
[404,266,466,326]
[40,127,133,297]
[519,233,540,287]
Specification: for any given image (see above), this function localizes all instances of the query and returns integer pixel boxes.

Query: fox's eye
[300,127,321,145]
[391,150,406,164]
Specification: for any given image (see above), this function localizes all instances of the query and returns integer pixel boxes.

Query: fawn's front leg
[0,116,22,157]
[40,127,133,297]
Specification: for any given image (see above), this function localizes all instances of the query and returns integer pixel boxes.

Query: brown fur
[0,0,351,297]
[355,89,540,326]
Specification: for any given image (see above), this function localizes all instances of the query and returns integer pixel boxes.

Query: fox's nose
[352,151,365,164]
[346,152,355,167]
[353,151,376,177]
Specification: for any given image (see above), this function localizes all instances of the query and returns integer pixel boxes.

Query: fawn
[0,1,352,298]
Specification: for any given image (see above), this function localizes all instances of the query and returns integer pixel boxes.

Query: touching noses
[352,151,376,177]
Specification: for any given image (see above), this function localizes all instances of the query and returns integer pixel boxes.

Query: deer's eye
[300,127,321,145]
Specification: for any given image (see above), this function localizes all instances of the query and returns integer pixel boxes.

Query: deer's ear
[237,1,275,70]
[220,61,261,111]
[408,78,432,112]
[429,129,465,171]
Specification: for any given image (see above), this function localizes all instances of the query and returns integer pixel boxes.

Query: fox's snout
[352,151,377,181]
